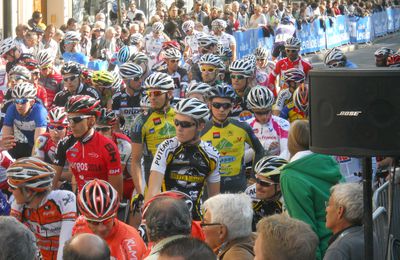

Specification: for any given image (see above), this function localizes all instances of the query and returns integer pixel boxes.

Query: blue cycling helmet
[208,84,237,101]
[117,45,137,64]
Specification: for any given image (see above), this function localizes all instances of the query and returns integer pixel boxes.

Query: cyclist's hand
[0,135,16,151]
[130,193,144,214]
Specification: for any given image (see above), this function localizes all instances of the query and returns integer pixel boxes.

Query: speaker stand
[362,157,373,260]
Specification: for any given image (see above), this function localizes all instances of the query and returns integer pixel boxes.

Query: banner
[234,28,274,59]
[348,16,372,43]
[297,20,324,54]
[387,8,395,33]
[326,15,349,48]
[372,11,388,37]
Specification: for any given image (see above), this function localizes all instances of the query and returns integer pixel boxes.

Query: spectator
[0,216,39,260]
[280,119,343,260]
[80,24,92,57]
[202,193,255,260]
[144,197,192,260]
[28,11,46,31]
[20,31,38,56]
[238,4,250,29]
[63,233,110,260]
[159,237,217,260]
[254,214,319,260]
[90,21,106,59]
[128,0,148,24]
[332,1,342,15]
[98,27,118,59]
[191,0,208,24]
[249,4,267,29]
[15,24,29,45]
[306,2,321,21]
[277,1,286,19]
[66,18,78,32]
[265,4,280,28]
[40,24,58,56]
[324,183,379,260]
[95,12,106,23]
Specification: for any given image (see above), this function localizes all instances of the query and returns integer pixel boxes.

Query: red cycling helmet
[387,53,400,67]
[65,95,101,116]
[162,41,181,51]
[48,106,68,125]
[78,179,120,221]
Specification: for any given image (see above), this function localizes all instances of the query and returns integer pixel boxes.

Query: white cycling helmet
[229,59,254,77]
[140,95,151,108]
[284,37,301,50]
[254,46,269,60]
[164,48,182,60]
[282,68,305,83]
[324,47,345,67]
[110,70,123,91]
[144,72,175,90]
[9,65,32,81]
[374,47,394,57]
[182,20,195,33]
[64,31,81,42]
[12,82,37,99]
[187,82,211,96]
[152,22,164,33]
[211,19,227,29]
[197,34,219,48]
[119,62,143,79]
[247,86,275,110]
[130,33,143,45]
[199,53,222,67]
[0,37,17,56]
[48,106,68,125]
[37,49,54,68]
[174,98,210,121]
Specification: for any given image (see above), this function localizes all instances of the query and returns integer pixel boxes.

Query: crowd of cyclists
[0,0,400,259]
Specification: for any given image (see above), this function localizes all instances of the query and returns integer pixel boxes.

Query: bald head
[63,233,110,260]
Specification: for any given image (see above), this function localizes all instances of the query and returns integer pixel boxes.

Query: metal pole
[362,157,373,260]
[117,0,122,25]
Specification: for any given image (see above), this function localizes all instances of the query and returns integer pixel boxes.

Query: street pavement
[303,32,400,68]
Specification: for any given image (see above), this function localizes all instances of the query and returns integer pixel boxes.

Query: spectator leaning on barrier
[324,183,379,260]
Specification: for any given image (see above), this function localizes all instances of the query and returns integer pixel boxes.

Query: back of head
[0,216,38,260]
[257,214,318,260]
[159,237,217,260]
[288,119,310,157]
[145,197,192,242]
[63,233,110,260]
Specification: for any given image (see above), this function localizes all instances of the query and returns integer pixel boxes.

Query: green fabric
[280,153,344,260]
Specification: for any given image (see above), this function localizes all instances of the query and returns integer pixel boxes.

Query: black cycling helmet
[208,84,237,101]
[61,61,82,75]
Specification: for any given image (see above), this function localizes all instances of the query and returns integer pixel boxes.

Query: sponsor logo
[220,156,235,164]
[336,156,351,163]
[159,122,175,137]
[149,128,155,134]
[153,117,162,125]
[253,128,259,134]
[216,138,233,151]
[213,132,220,139]
[62,194,74,206]
[336,111,362,117]
[88,152,99,158]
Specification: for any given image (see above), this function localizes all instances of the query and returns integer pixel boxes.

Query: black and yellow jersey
[130,107,176,157]
[151,137,220,220]
[201,118,264,178]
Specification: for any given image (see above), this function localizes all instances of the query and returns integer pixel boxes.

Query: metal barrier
[373,206,389,260]
[390,182,400,240]
[373,181,389,210]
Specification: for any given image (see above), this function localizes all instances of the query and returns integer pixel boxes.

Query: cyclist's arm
[32,128,47,155]
[1,126,13,137]
[57,221,75,260]
[145,170,164,203]
[51,165,64,190]
[243,122,265,166]
[104,142,123,196]
[57,191,77,260]
[230,43,237,61]
[131,143,144,194]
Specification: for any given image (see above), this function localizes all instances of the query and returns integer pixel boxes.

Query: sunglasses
[14,98,30,104]
[63,75,79,82]
[230,74,246,80]
[212,102,232,110]
[256,178,276,187]
[67,115,92,124]
[174,119,196,128]
[169,59,180,63]
[48,125,67,131]
[285,49,298,53]
[200,66,217,73]
[85,216,114,226]
[254,110,271,115]
[146,90,168,97]
[95,126,112,132]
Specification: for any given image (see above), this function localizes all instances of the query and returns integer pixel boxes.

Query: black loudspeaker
[309,69,400,157]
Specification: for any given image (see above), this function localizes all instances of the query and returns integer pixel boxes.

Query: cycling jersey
[144,33,168,66]
[53,83,100,107]
[159,67,189,98]
[11,190,77,260]
[245,115,289,160]
[112,90,142,137]
[280,101,306,123]
[3,102,47,146]
[62,52,89,67]
[35,83,48,108]
[201,118,264,193]
[345,60,358,68]
[0,151,14,190]
[112,132,134,200]
[268,57,312,87]
[184,31,200,56]
[72,215,147,260]
[273,88,292,112]
[33,132,59,164]
[245,183,283,231]
[151,137,220,220]
[215,32,236,49]
[274,24,296,44]
[53,131,122,192]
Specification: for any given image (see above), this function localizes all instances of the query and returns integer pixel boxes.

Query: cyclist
[37,49,63,107]
[198,53,225,86]
[130,72,176,194]
[62,31,89,66]
[271,16,296,60]
[254,46,277,94]
[116,45,137,66]
[73,179,146,259]
[191,34,219,82]
[130,52,151,78]
[113,62,144,137]
[245,86,290,161]
[245,156,287,231]
[387,52,400,67]
[374,47,394,67]
[52,95,123,195]
[19,57,48,107]
[182,20,200,59]
[217,44,233,85]
[201,84,264,193]
[91,70,116,109]
[323,47,357,68]
[292,84,309,117]
[144,22,171,68]
[268,37,312,91]
[0,37,22,73]
[2,82,47,159]
[211,19,237,61]
[186,81,211,103]
[8,157,77,260]
[96,109,134,201]
[146,98,220,220]
[273,68,306,121]
[159,47,189,98]
[130,33,144,51]
[53,61,100,107]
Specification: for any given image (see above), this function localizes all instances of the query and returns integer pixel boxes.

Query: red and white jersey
[11,190,77,260]
[268,57,313,87]
[0,150,14,190]
[245,115,290,160]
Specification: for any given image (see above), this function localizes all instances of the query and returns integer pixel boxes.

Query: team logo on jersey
[253,128,259,134]
[62,194,74,206]
[159,122,176,137]
[153,117,162,125]
[215,138,233,151]
[220,156,235,164]
[239,110,253,121]
[70,153,77,158]
[88,152,99,158]
[213,132,220,139]
[149,128,155,134]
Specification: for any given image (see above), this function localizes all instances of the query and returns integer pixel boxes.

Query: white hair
[330,183,363,225]
[203,193,253,240]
